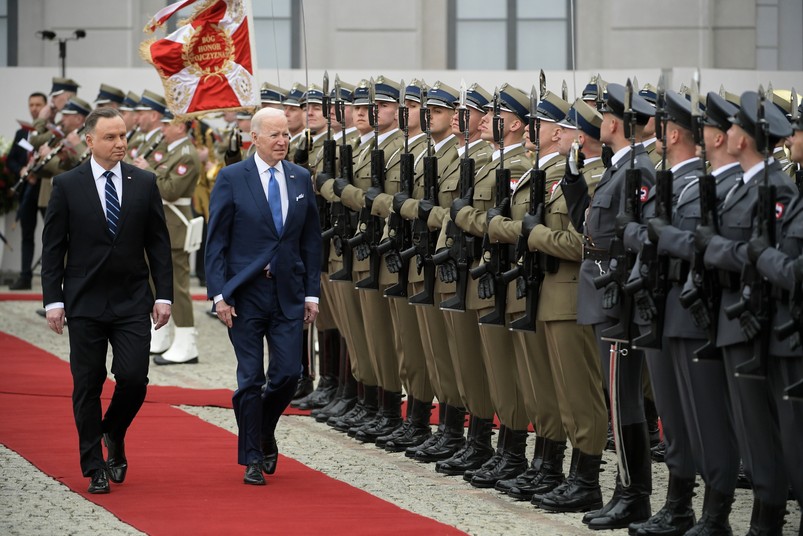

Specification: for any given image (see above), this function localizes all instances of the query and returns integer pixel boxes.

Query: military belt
[582,246,608,262]
[717,270,741,291]
[667,258,689,283]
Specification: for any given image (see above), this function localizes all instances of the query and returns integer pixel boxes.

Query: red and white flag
[140,0,259,118]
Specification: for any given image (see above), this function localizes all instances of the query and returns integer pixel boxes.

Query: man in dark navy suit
[41,107,173,494]
[205,107,322,485]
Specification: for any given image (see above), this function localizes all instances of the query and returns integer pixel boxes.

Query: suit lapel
[244,157,280,236]
[282,160,298,232]
[78,161,108,232]
[115,162,138,237]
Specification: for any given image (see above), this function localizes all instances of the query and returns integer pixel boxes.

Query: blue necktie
[268,167,283,235]
[104,170,121,237]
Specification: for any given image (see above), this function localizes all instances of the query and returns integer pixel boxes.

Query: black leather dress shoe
[292,376,314,401]
[152,355,199,365]
[261,437,278,475]
[244,462,265,485]
[8,277,32,290]
[103,433,128,484]
[88,468,110,494]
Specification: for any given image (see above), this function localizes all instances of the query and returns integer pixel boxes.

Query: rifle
[470,88,512,325]
[327,83,356,282]
[126,125,141,143]
[139,132,165,161]
[435,81,478,311]
[626,76,670,350]
[350,79,387,290]
[406,85,439,305]
[18,125,72,186]
[380,79,414,299]
[318,72,334,272]
[723,86,774,379]
[679,77,723,361]
[594,79,641,344]
[504,76,548,332]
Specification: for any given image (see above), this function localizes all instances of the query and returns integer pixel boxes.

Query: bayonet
[561,80,568,102]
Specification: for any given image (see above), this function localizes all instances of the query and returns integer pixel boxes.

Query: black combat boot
[470,429,528,488]
[497,435,545,495]
[295,329,340,410]
[533,447,578,506]
[684,486,733,536]
[291,331,314,402]
[406,403,447,459]
[510,438,565,501]
[330,383,378,432]
[435,415,494,476]
[314,344,356,422]
[586,422,652,530]
[383,397,433,452]
[354,390,403,443]
[745,499,787,536]
[346,385,381,436]
[464,425,505,482]
[539,450,604,513]
[414,404,465,463]
[629,474,696,535]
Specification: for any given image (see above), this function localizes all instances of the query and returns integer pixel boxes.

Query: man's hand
[486,197,510,227]
[132,156,149,170]
[364,186,381,209]
[614,212,635,238]
[521,211,539,240]
[602,281,620,310]
[478,273,495,299]
[694,225,716,252]
[304,302,319,325]
[333,177,349,197]
[450,187,474,222]
[152,303,172,330]
[215,300,237,328]
[634,289,658,321]
[418,198,434,222]
[315,171,332,192]
[568,142,585,175]
[738,310,761,340]
[687,298,711,329]
[45,308,66,335]
[647,217,669,244]
[385,249,403,273]
[747,235,770,264]
[392,191,411,214]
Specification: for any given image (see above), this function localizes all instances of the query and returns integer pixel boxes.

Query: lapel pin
[296,193,304,201]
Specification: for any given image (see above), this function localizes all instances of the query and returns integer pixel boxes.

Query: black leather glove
[332,235,343,257]
[634,289,658,321]
[694,225,716,252]
[438,250,458,284]
[647,217,669,244]
[315,171,332,192]
[521,210,540,240]
[450,187,473,222]
[738,310,761,340]
[602,281,620,310]
[477,272,495,299]
[747,235,770,265]
[354,241,371,262]
[392,191,411,214]
[293,145,309,167]
[364,186,381,210]
[789,332,801,352]
[418,198,434,222]
[515,275,527,300]
[687,298,712,330]
[614,211,635,238]
[333,177,349,198]
[385,247,402,273]
[486,197,510,227]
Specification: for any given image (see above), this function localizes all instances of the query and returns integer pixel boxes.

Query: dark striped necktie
[104,170,121,237]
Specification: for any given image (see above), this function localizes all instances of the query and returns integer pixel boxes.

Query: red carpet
[0,332,464,535]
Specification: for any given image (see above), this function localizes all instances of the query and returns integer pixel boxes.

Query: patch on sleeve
[640,186,649,203]
[177,164,187,176]
[776,202,784,220]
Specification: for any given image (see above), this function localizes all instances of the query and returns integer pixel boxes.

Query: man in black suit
[41,107,173,494]
[7,91,48,290]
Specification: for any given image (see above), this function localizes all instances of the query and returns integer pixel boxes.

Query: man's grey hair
[84,107,123,134]
[251,107,286,135]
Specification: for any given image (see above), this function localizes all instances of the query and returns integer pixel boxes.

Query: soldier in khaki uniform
[119,92,141,142]
[128,90,167,164]
[284,83,307,160]
[133,111,201,365]
[331,77,405,439]
[94,84,126,109]
[487,90,575,500]
[446,85,532,488]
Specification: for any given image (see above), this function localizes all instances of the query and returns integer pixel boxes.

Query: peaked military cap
[664,90,694,131]
[352,80,370,105]
[703,92,739,132]
[374,76,401,103]
[283,83,305,107]
[95,84,125,105]
[730,90,793,143]
[61,97,92,116]
[301,84,324,106]
[136,90,167,115]
[119,91,140,111]
[793,100,803,131]
[601,83,655,125]
[484,84,529,123]
[768,89,792,118]
[404,79,426,104]
[331,81,355,104]
[426,81,459,109]
[261,83,287,105]
[582,75,607,101]
[638,83,659,106]
[51,77,79,96]
[720,86,740,107]
[559,99,603,140]
[464,83,492,112]
[533,90,571,123]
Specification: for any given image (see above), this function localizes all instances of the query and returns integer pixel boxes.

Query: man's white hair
[251,107,286,134]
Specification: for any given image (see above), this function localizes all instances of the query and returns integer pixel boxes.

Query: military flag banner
[140,0,259,118]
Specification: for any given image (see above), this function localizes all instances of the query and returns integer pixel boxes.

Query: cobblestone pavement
[1,283,800,535]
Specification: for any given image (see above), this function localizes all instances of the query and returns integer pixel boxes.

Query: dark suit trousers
[229,276,303,465]
[68,313,151,476]
[594,320,645,425]
[768,355,803,510]
[17,183,43,280]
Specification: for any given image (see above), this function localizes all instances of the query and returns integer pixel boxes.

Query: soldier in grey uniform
[620,90,705,536]
[561,83,656,530]
[696,90,796,534]
[644,92,743,534]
